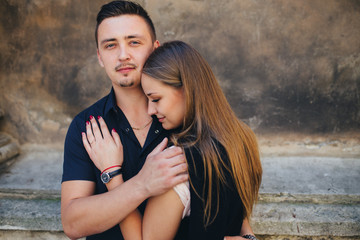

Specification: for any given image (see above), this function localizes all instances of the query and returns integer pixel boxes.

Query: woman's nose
[147,102,157,115]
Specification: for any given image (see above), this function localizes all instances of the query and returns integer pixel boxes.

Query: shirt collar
[104,87,118,116]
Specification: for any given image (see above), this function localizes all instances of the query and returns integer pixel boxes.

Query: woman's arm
[107,179,184,240]
[142,189,184,240]
[83,116,186,240]
[108,182,184,240]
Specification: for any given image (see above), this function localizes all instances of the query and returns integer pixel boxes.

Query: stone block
[0,135,20,165]
[0,134,11,148]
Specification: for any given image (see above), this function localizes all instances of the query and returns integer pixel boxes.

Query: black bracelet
[242,235,258,240]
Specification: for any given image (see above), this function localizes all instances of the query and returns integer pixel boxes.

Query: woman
[83,41,262,240]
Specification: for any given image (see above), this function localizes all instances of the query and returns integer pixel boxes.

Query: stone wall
[0,0,359,144]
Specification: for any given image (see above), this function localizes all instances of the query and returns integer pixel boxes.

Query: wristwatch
[242,235,258,240]
[101,168,122,184]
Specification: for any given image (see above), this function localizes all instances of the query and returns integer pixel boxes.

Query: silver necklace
[131,119,153,130]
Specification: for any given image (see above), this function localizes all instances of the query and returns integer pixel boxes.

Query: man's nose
[118,45,130,61]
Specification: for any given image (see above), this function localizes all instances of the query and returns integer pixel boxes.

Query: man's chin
[119,82,134,87]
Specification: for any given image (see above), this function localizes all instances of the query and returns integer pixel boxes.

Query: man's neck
[113,85,153,148]
[113,85,149,121]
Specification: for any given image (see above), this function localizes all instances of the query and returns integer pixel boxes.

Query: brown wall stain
[0,0,359,144]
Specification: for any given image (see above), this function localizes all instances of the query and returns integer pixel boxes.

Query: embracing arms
[64,116,258,240]
[61,116,188,239]
[80,116,186,240]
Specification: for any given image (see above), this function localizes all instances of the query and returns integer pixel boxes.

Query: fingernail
[86,121,90,125]
[89,115,94,120]
[82,132,85,136]
[112,128,116,132]
[97,116,101,120]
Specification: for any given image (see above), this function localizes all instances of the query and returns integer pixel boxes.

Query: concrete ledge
[251,202,360,237]
[0,188,60,200]
[0,230,68,240]
[259,192,360,205]
[0,146,359,238]
[1,192,359,237]
[256,235,360,240]
[0,198,61,232]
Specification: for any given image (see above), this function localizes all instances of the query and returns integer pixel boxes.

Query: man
[61,1,257,239]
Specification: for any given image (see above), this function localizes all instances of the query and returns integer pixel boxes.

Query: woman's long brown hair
[143,41,262,226]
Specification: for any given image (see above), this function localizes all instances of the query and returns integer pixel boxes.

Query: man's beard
[119,81,134,87]
[115,63,137,87]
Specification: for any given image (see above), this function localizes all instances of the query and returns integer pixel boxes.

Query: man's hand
[136,137,188,197]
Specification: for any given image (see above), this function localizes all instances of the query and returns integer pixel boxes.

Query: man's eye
[130,41,140,45]
[105,43,116,49]
[152,99,159,103]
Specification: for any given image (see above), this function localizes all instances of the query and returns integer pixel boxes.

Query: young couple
[61,1,262,240]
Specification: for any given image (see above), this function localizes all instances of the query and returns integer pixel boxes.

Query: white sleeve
[173,181,191,219]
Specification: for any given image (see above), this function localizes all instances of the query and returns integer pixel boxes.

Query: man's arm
[61,147,187,239]
[61,176,149,239]
[61,119,188,239]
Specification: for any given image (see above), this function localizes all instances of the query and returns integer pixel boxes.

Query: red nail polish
[86,121,90,125]
[97,116,101,120]
[112,128,116,132]
[89,115,94,120]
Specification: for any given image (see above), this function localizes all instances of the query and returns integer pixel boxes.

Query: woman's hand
[82,115,123,172]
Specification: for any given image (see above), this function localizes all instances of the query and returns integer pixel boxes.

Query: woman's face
[141,73,185,130]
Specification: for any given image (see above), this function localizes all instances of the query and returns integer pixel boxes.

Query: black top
[175,143,244,240]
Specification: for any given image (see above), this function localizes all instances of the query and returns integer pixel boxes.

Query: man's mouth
[115,64,136,73]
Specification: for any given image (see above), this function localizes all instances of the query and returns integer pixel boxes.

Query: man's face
[96,15,159,89]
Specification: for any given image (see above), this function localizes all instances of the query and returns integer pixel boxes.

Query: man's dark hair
[95,0,156,47]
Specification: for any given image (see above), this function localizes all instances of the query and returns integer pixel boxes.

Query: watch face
[101,172,110,183]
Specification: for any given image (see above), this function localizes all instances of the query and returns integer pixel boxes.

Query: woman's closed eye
[151,99,160,103]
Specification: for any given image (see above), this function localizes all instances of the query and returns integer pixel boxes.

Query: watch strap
[108,168,122,178]
[101,168,122,184]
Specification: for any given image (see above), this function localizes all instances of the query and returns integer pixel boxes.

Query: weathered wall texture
[0,0,359,144]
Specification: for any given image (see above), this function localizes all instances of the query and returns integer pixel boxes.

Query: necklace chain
[131,119,153,130]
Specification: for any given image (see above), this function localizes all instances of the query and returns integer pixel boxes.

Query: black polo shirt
[62,88,170,239]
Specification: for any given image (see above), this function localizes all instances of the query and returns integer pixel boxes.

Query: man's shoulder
[73,92,113,121]
[65,92,113,137]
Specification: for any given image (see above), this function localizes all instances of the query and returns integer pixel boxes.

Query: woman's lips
[157,117,165,122]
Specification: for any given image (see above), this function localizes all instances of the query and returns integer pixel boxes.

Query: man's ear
[153,40,160,49]
[97,49,104,67]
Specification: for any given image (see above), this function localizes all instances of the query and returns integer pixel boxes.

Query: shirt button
[155,129,159,134]
[125,128,130,132]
